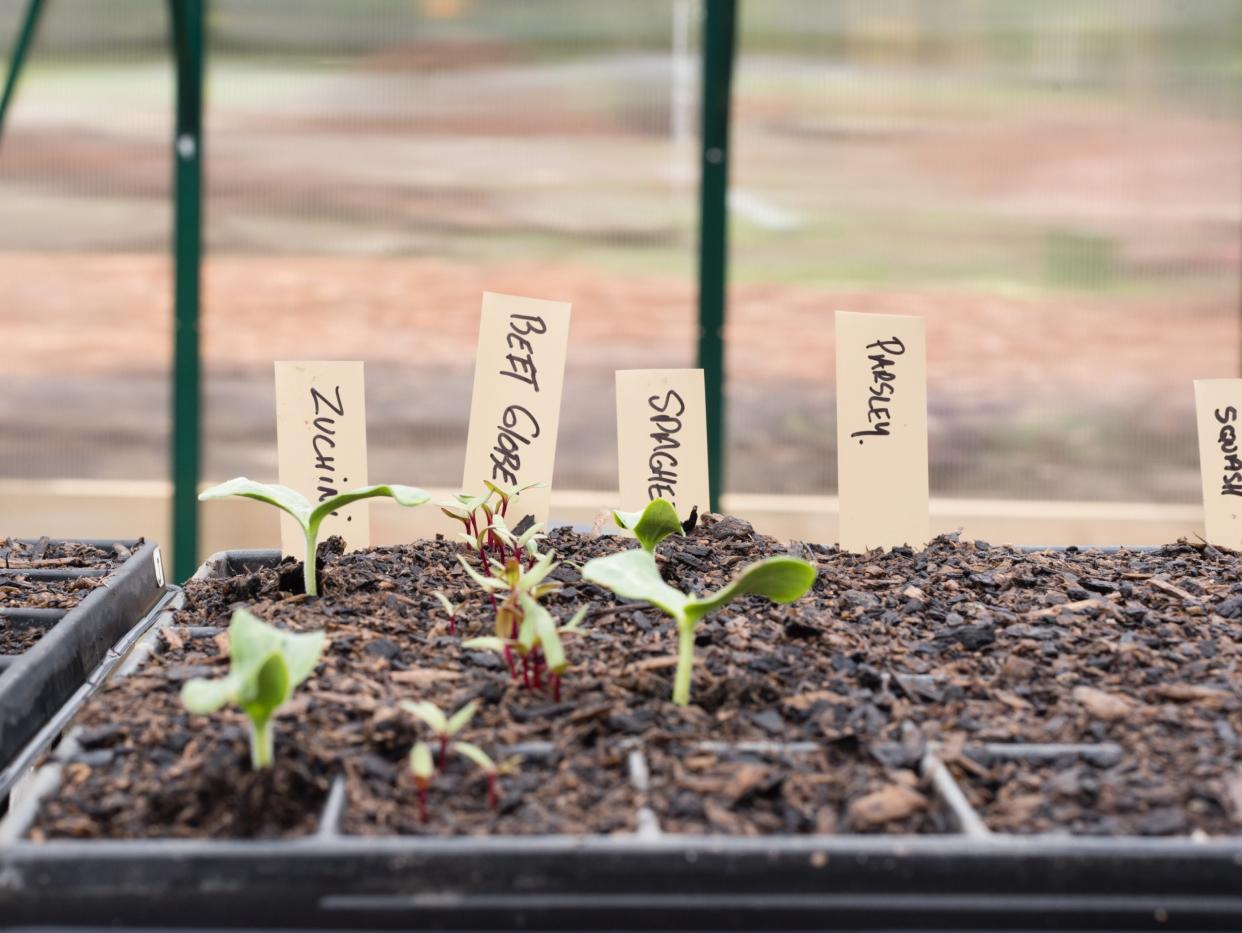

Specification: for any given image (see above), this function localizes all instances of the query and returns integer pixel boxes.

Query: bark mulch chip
[24,520,1242,840]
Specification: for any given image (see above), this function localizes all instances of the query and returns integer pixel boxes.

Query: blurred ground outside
[1,1,1239,557]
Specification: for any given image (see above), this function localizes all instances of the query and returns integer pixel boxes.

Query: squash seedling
[581,549,815,706]
[181,608,327,770]
[401,698,479,766]
[612,497,683,554]
[198,477,430,596]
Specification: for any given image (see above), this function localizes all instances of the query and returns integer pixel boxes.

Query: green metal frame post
[696,0,736,514]
[169,0,204,581]
[0,0,45,142]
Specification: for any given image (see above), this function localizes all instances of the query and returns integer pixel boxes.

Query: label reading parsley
[461,292,571,526]
[835,311,929,552]
[275,360,370,555]
[1195,379,1242,548]
[615,369,709,521]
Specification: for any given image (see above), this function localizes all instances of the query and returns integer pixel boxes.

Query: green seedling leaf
[458,556,508,593]
[613,498,683,554]
[559,605,589,633]
[581,548,815,707]
[685,557,817,625]
[409,741,435,782]
[200,477,428,596]
[461,636,510,654]
[180,609,326,769]
[580,548,690,620]
[401,700,448,735]
[519,593,567,673]
[199,478,313,525]
[452,741,497,775]
[446,700,479,736]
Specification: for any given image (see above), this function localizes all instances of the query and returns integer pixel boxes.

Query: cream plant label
[1194,379,1242,548]
[835,310,930,552]
[615,369,709,522]
[274,360,370,554]
[461,292,572,526]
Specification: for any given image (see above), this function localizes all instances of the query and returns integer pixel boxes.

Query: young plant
[581,549,815,706]
[459,548,584,698]
[409,741,435,823]
[406,735,504,822]
[198,477,429,596]
[463,596,586,701]
[181,608,327,770]
[400,698,479,766]
[432,591,460,636]
[612,498,684,554]
[440,482,542,571]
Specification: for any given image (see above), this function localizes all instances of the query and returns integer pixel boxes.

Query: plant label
[1194,379,1242,548]
[835,310,930,552]
[615,369,709,521]
[461,292,571,526]
[275,361,370,555]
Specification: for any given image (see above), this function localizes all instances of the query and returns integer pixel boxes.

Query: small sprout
[581,549,815,706]
[401,698,479,766]
[433,590,460,635]
[409,741,435,823]
[613,498,684,554]
[452,740,500,810]
[181,608,327,770]
[199,477,429,596]
[407,735,503,820]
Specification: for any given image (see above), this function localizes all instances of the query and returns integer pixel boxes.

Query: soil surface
[27,518,1242,841]
[0,538,139,652]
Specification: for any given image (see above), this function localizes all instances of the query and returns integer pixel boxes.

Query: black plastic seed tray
[0,547,1239,931]
[0,539,168,772]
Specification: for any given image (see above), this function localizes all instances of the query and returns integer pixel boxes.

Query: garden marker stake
[1194,379,1242,549]
[834,311,930,552]
[459,293,571,529]
[615,369,710,523]
[275,361,371,555]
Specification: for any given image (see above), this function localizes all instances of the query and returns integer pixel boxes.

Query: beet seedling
[433,591,460,636]
[181,608,327,769]
[440,481,542,569]
[401,698,479,766]
[612,498,683,554]
[581,549,815,706]
[406,734,504,822]
[198,477,429,596]
[459,548,583,697]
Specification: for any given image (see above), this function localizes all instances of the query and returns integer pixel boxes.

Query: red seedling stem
[416,784,429,824]
[438,735,448,768]
[551,672,561,702]
[487,773,498,810]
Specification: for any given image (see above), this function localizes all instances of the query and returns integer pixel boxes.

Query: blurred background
[1,0,1240,567]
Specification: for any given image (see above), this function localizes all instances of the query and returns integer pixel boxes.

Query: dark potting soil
[0,537,132,571]
[0,537,136,612]
[26,518,1242,841]
[0,617,59,654]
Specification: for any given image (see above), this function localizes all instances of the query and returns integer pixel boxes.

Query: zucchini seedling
[181,608,327,770]
[198,477,429,596]
[612,497,683,554]
[581,549,815,706]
